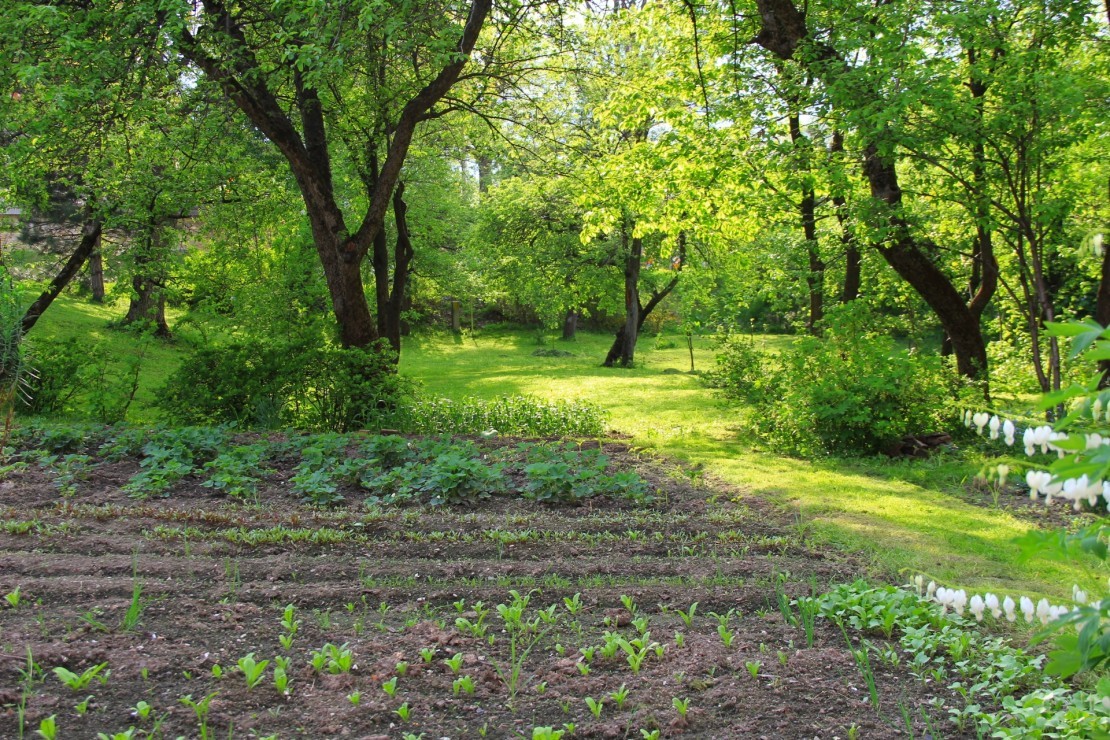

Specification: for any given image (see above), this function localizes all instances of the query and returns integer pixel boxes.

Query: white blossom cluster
[912,575,1088,625]
[963,409,1110,511]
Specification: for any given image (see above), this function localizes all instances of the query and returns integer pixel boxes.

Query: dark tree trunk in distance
[562,309,578,340]
[21,219,102,335]
[86,236,105,302]
[603,232,684,367]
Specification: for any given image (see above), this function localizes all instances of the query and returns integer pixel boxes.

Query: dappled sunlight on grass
[404,329,1101,599]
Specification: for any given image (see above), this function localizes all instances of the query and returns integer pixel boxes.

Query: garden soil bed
[0,432,971,739]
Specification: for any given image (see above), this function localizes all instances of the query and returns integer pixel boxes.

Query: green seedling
[641,730,662,740]
[179,691,218,740]
[35,714,57,740]
[453,598,467,613]
[210,664,223,679]
[395,660,409,676]
[620,594,637,614]
[585,696,604,719]
[675,631,685,648]
[96,730,137,740]
[420,647,436,663]
[609,683,630,709]
[5,586,21,608]
[563,592,583,615]
[745,660,762,679]
[347,690,361,706]
[131,701,153,720]
[394,702,411,722]
[382,676,398,697]
[677,601,697,628]
[53,662,109,690]
[673,696,690,718]
[75,696,93,715]
[273,666,291,696]
[535,681,548,694]
[576,661,591,676]
[532,728,564,740]
[120,579,145,632]
[236,653,269,689]
[718,623,735,648]
[443,652,465,674]
[310,642,354,674]
[453,675,475,696]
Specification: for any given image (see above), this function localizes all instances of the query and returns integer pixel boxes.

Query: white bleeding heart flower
[985,593,1000,619]
[1020,596,1035,622]
[1003,596,1016,622]
[969,594,985,622]
[973,412,990,434]
[1023,427,1036,456]
[988,415,1001,440]
[1003,419,1016,446]
[1036,598,1051,625]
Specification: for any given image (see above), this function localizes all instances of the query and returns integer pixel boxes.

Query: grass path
[402,329,1102,600]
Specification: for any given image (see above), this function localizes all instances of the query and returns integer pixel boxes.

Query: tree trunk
[562,309,578,340]
[829,132,860,303]
[603,232,685,367]
[864,147,988,379]
[87,236,105,303]
[1097,232,1110,388]
[176,0,492,351]
[21,219,102,336]
[603,228,642,367]
[124,273,170,337]
[789,114,824,334]
[752,0,989,382]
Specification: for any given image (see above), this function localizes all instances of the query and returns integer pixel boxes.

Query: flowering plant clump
[962,319,1110,678]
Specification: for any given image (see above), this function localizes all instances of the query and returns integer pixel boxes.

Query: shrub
[715,303,957,456]
[158,337,411,432]
[20,336,146,423]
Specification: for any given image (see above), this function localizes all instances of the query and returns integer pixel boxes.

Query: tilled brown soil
[0,438,968,739]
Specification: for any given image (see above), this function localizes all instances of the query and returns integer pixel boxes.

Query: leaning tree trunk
[753,0,989,382]
[21,218,102,335]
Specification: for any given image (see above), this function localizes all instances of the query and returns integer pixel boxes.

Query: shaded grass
[18,291,185,422]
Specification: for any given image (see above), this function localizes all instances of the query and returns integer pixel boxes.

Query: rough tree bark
[20,218,102,335]
[86,244,105,303]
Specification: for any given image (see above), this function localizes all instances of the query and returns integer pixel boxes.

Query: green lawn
[24,296,1103,600]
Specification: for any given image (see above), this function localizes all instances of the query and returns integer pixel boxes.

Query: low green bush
[21,336,145,423]
[712,303,959,456]
[158,337,411,432]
